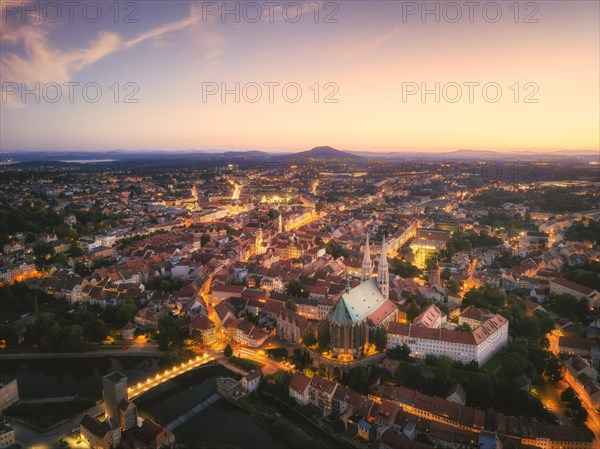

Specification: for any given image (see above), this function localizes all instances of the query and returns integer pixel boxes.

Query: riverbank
[0,356,162,400]
[134,363,287,449]
[220,388,353,449]
[259,390,358,449]
[5,397,99,433]
[0,346,165,359]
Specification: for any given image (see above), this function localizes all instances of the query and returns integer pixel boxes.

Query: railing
[127,353,214,399]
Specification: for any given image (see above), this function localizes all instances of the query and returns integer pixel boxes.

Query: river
[0,357,326,449]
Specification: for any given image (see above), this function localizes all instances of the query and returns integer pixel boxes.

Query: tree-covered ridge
[0,200,128,247]
[473,187,597,212]
[565,220,600,244]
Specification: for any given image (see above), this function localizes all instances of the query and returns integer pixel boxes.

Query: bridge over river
[128,353,215,399]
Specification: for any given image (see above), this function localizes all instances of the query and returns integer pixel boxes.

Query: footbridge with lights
[127,354,216,400]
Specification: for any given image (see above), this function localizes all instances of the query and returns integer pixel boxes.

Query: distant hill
[280,146,362,161]
[351,149,600,160]
[219,150,271,158]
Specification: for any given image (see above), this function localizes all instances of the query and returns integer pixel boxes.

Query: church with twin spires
[324,234,399,360]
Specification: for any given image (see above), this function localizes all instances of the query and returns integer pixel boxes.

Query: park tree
[346,366,370,393]
[65,228,78,240]
[388,344,412,361]
[200,234,210,247]
[33,242,55,268]
[434,356,454,381]
[84,319,109,343]
[441,268,452,281]
[291,348,312,370]
[574,407,588,426]
[549,293,593,324]
[560,387,579,408]
[317,326,330,353]
[407,302,421,322]
[463,286,506,311]
[286,280,308,298]
[115,300,137,325]
[391,258,422,278]
[285,299,298,312]
[33,312,60,349]
[371,326,387,352]
[303,332,317,347]
[394,361,424,389]
[69,242,84,257]
[544,355,562,383]
[224,343,233,357]
[446,278,461,294]
[535,311,555,335]
[156,315,182,350]
[517,316,541,341]
[61,324,88,352]
[500,352,529,379]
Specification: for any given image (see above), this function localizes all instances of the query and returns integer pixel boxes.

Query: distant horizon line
[2,147,599,156]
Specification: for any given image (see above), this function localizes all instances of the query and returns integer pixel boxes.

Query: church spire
[377,234,389,300]
[255,224,264,255]
[361,233,372,282]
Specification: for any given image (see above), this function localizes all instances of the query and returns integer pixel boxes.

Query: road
[563,377,600,441]
[235,345,294,375]
[544,329,600,440]
[12,401,102,449]
[536,381,571,426]
[548,329,560,356]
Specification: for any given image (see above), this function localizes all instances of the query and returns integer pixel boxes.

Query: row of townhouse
[370,385,486,433]
[289,373,338,417]
[0,261,37,284]
[289,368,594,449]
[563,355,600,410]
[269,292,321,319]
[549,277,600,308]
[189,316,217,345]
[288,374,482,449]
[222,317,270,347]
[214,300,270,347]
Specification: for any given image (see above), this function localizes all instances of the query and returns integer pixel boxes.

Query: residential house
[289,372,311,406]
[240,370,262,393]
[189,316,216,345]
[79,414,121,449]
[309,375,338,417]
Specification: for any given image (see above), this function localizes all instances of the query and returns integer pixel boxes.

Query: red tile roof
[289,373,311,394]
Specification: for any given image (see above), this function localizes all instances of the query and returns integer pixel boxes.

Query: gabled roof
[289,372,311,394]
[551,277,596,295]
[330,279,386,324]
[310,375,337,395]
[80,414,111,439]
[243,370,262,382]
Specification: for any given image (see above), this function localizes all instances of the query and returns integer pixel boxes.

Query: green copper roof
[328,279,385,324]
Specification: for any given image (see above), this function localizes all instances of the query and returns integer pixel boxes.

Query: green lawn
[228,356,264,372]
[482,347,507,373]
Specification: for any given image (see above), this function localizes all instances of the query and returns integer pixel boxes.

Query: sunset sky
[1,0,598,153]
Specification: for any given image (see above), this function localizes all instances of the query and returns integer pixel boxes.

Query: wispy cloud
[0,4,222,105]
[342,26,400,59]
